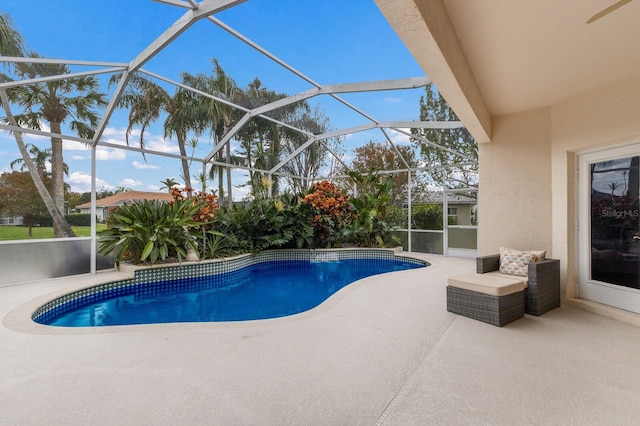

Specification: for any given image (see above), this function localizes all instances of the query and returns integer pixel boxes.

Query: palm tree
[0,12,24,57]
[11,143,49,176]
[159,177,178,193]
[10,143,69,177]
[0,13,75,237]
[235,78,287,198]
[184,59,240,206]
[8,52,107,237]
[111,72,200,196]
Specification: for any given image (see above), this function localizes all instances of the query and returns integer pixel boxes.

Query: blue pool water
[39,258,425,327]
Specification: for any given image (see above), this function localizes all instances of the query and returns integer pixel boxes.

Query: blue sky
[1,0,427,198]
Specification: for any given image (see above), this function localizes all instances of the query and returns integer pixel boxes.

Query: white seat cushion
[448,273,526,297]
[482,270,529,287]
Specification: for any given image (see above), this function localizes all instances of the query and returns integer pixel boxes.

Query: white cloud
[63,145,124,160]
[146,135,180,154]
[67,171,113,193]
[100,127,131,147]
[120,178,142,187]
[102,127,130,139]
[147,184,161,192]
[388,128,412,145]
[384,96,402,103]
[61,128,126,160]
[96,147,126,160]
[62,140,91,151]
[132,160,161,170]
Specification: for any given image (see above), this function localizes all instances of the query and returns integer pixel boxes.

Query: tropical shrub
[211,205,255,253]
[386,205,408,228]
[301,180,352,248]
[412,204,449,230]
[211,192,313,253]
[98,197,208,266]
[271,191,314,249]
[344,170,400,247]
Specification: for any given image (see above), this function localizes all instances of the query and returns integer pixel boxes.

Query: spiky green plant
[98,199,208,266]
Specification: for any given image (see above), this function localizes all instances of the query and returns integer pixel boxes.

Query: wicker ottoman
[447,273,526,327]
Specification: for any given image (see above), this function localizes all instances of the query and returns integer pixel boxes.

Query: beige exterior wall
[450,204,472,226]
[550,69,640,299]
[479,69,640,299]
[478,107,553,256]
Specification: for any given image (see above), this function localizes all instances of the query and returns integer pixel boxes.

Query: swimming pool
[33,249,427,327]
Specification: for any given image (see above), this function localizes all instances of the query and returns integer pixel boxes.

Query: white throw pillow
[499,247,539,276]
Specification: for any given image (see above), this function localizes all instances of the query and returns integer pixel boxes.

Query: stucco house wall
[478,107,552,257]
[478,69,640,300]
[551,69,640,300]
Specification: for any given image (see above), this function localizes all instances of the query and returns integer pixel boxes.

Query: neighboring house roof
[416,192,477,204]
[75,191,174,209]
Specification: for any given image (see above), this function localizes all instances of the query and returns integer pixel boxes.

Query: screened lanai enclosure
[0,0,477,285]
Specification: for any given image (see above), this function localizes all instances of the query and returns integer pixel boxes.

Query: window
[447,207,458,225]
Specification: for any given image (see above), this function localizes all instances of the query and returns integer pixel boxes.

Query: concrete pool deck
[2,254,640,425]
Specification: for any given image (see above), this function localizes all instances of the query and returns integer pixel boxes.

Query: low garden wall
[0,238,114,286]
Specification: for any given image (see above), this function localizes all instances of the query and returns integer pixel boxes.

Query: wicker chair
[476,254,560,316]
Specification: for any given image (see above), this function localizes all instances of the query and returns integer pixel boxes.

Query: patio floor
[2,254,640,425]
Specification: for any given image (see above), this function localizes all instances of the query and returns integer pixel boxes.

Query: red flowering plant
[301,180,353,248]
[170,187,226,260]
[170,187,219,227]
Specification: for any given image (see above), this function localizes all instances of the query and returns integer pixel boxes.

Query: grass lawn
[0,224,107,241]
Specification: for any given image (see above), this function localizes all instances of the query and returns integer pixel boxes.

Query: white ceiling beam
[268,123,379,174]
[0,124,91,144]
[208,16,322,89]
[0,123,208,162]
[129,1,246,72]
[378,128,412,169]
[92,0,247,146]
[141,68,249,112]
[92,69,130,147]
[314,123,379,141]
[246,77,430,119]
[201,77,428,163]
[203,115,251,163]
[379,120,463,129]
[144,67,318,136]
[151,0,197,9]
[206,16,451,174]
[0,67,126,89]
[0,56,128,67]
[390,127,475,162]
[268,137,318,174]
[319,77,430,93]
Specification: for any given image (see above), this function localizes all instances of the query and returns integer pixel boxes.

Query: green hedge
[24,213,95,227]
[65,214,93,226]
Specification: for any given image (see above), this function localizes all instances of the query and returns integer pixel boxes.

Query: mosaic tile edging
[32,248,428,324]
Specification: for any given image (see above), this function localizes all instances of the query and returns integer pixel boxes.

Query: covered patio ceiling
[375,0,640,143]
